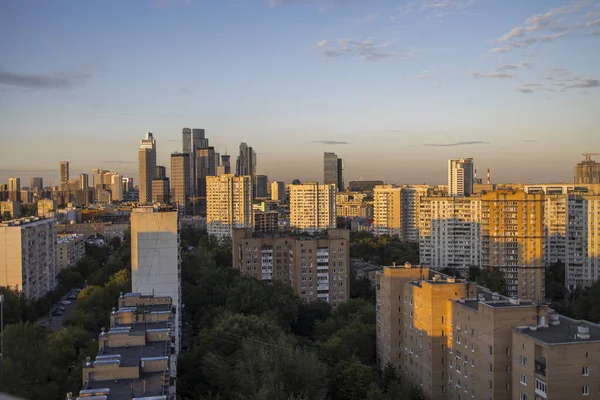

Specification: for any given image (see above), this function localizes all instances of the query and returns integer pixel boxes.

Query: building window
[489,381,492,390]
[520,374,527,386]
[506,383,510,391]
[506,348,510,356]
[520,356,527,366]
[582,385,589,396]
[582,366,589,376]
[520,394,528,400]
[506,365,510,374]
[488,363,492,374]
[535,378,546,396]
[488,345,493,355]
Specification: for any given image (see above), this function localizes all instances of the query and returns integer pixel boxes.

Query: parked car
[59,306,66,312]
[67,293,77,300]
[62,300,72,305]
[52,310,63,316]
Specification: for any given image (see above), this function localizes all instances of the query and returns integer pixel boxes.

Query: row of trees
[177,228,423,400]
[0,236,130,399]
[350,232,419,266]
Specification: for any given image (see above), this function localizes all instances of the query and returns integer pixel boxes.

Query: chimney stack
[487,168,491,185]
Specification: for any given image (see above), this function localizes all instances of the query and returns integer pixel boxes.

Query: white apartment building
[289,182,336,233]
[373,185,401,237]
[566,195,600,289]
[206,174,253,237]
[544,194,568,265]
[400,185,430,242]
[130,206,181,354]
[448,158,474,196]
[418,196,481,272]
[0,217,57,300]
[56,234,86,271]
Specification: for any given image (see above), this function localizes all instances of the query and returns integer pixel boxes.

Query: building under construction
[575,153,600,184]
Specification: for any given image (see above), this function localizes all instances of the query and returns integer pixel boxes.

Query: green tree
[350,275,376,302]
[329,358,380,400]
[477,268,509,296]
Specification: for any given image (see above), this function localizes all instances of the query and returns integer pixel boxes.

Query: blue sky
[1,0,599,186]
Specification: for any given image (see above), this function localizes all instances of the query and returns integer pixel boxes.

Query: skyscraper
[138,132,156,204]
[60,161,69,189]
[79,173,89,190]
[190,128,208,196]
[206,174,253,237]
[196,147,216,197]
[29,177,43,193]
[271,181,286,202]
[170,152,190,211]
[255,175,268,198]
[221,154,231,174]
[337,158,344,191]
[237,142,256,183]
[110,173,123,201]
[8,177,20,192]
[155,165,167,180]
[92,168,103,188]
[574,154,600,184]
[448,158,474,196]
[324,152,343,191]
[182,127,191,154]
[289,182,336,233]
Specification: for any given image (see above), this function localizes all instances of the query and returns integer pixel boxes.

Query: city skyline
[1,0,600,185]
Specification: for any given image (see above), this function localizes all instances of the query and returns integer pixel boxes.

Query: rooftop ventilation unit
[576,325,590,340]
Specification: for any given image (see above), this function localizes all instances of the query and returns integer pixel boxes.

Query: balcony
[534,359,546,377]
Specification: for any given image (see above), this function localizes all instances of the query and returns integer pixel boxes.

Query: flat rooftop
[516,315,600,345]
[98,340,168,367]
[80,371,168,399]
[454,287,536,311]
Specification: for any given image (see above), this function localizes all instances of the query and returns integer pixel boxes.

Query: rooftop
[515,315,600,345]
[0,216,53,227]
[454,286,537,311]
[80,371,169,399]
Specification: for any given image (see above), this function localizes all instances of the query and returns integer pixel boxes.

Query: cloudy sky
[1,0,599,186]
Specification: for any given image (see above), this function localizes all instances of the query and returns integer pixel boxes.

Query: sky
[1,0,600,186]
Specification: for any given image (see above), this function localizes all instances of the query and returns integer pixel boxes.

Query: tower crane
[582,153,600,162]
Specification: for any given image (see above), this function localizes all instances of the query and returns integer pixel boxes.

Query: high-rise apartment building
[170,153,190,211]
[152,177,171,205]
[289,182,336,233]
[232,228,350,307]
[8,177,20,192]
[79,173,89,190]
[206,174,253,237]
[138,132,157,204]
[401,186,430,242]
[253,210,279,233]
[130,207,181,352]
[0,200,21,219]
[373,185,401,236]
[376,264,600,400]
[336,192,372,218]
[448,158,474,196]
[29,177,43,193]
[566,195,600,289]
[56,234,85,271]
[481,190,545,301]
[37,199,57,216]
[418,196,482,272]
[544,194,568,265]
[0,217,57,299]
[110,173,123,201]
[255,175,268,198]
[60,161,70,189]
[271,181,286,202]
[196,146,216,197]
[574,154,600,184]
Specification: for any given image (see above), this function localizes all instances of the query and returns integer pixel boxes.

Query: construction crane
[582,153,600,162]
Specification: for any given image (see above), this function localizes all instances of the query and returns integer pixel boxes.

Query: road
[39,291,80,332]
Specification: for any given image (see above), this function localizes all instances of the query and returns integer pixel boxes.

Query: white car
[61,300,72,305]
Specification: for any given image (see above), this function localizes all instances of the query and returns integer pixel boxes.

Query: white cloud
[315,38,414,61]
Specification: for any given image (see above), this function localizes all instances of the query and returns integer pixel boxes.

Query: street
[38,290,80,332]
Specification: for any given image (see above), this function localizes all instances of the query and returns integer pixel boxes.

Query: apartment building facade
[481,190,545,301]
[206,174,253,237]
[232,228,350,308]
[335,192,372,218]
[0,217,57,299]
[289,182,336,233]
[373,185,401,236]
[376,264,600,400]
[566,195,600,289]
[418,196,482,272]
[56,233,86,271]
[401,186,430,242]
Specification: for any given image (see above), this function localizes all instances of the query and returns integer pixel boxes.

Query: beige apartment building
[56,233,86,271]
[0,200,20,219]
[376,264,600,400]
[481,190,545,302]
[77,293,177,399]
[566,194,600,289]
[401,185,430,242]
[0,217,57,299]
[335,191,372,218]
[289,182,336,233]
[37,198,57,216]
[232,228,349,307]
[206,174,253,237]
[418,196,481,272]
[373,185,401,236]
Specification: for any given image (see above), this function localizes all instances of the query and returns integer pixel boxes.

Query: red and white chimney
[487,169,491,185]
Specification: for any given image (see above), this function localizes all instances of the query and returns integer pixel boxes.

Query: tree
[477,268,508,296]
[350,275,376,302]
[329,358,380,400]
[292,301,331,337]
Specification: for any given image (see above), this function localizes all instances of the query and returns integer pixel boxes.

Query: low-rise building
[37,199,57,216]
[56,234,86,270]
[77,293,177,399]
[232,228,350,308]
[254,210,279,233]
[57,221,129,240]
[0,200,20,219]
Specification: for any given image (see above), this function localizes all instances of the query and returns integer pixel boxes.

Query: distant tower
[79,173,89,190]
[138,132,157,204]
[60,161,70,189]
[255,175,268,198]
[182,128,191,154]
[337,158,344,192]
[170,153,190,212]
[448,158,474,196]
[574,154,600,184]
[30,177,43,193]
[196,147,216,197]
[221,154,231,174]
[324,152,343,191]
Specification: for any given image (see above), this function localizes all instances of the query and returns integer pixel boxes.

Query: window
[582,366,589,376]
[506,383,510,392]
[520,374,527,386]
[488,363,493,373]
[506,348,510,356]
[520,356,527,366]
[488,345,493,356]
[520,394,528,400]
[489,380,492,390]
[582,385,589,396]
[535,378,546,396]
[506,365,510,374]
